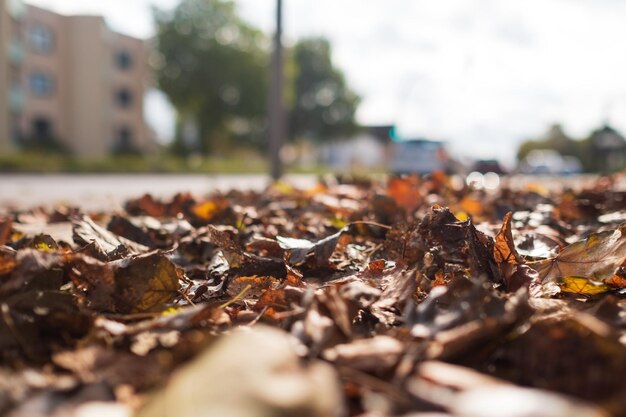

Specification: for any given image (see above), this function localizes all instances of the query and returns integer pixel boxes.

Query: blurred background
[1,0,626,179]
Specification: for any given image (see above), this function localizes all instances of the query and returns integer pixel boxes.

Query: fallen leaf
[113,253,181,313]
[494,212,524,265]
[137,326,345,417]
[478,316,626,411]
[533,224,626,284]
[451,386,609,417]
[191,198,230,222]
[418,206,501,285]
[458,196,483,218]
[0,217,12,245]
[277,226,348,267]
[605,275,626,288]
[387,176,422,213]
[559,276,610,295]
[0,246,17,276]
[67,254,117,311]
[30,234,59,252]
[72,215,148,259]
[322,335,403,373]
[495,212,536,291]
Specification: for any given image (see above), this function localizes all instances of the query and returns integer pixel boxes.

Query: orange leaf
[387,176,422,212]
[494,212,523,265]
[606,275,626,288]
[459,196,483,217]
[191,198,229,222]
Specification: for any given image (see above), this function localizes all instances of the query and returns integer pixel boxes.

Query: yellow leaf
[330,217,349,229]
[455,211,469,222]
[32,234,59,252]
[162,307,182,316]
[272,181,295,195]
[560,276,609,295]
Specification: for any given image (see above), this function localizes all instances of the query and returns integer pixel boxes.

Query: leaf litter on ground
[0,173,625,417]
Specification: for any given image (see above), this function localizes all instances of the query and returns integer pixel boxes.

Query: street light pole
[269,0,285,180]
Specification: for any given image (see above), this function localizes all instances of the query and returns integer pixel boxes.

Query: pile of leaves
[0,173,625,417]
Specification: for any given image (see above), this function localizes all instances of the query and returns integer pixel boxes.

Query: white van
[391,139,449,175]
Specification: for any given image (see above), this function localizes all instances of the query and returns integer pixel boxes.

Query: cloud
[26,0,626,164]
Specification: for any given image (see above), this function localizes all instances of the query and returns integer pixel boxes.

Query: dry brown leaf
[113,253,180,313]
[533,224,626,284]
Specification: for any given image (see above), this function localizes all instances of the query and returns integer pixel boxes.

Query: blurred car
[471,159,507,175]
[518,150,582,175]
[391,139,449,175]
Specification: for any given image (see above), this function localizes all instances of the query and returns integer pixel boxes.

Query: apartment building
[0,0,23,151]
[0,0,154,156]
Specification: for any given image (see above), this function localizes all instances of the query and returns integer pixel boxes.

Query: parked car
[518,150,582,175]
[471,159,507,175]
[391,139,449,175]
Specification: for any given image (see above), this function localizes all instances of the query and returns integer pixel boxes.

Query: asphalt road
[0,174,318,211]
[0,173,622,212]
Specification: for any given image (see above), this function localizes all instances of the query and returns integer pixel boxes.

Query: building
[0,0,23,152]
[588,124,626,173]
[0,0,154,156]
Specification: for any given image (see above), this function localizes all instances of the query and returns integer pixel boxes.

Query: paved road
[0,174,318,211]
[0,173,623,212]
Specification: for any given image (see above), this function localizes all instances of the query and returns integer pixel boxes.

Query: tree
[516,123,626,172]
[153,0,269,155]
[288,38,360,142]
[517,124,583,161]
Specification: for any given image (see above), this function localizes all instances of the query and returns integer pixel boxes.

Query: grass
[0,151,389,175]
[0,152,268,174]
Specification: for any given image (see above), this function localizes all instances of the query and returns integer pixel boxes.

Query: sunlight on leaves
[559,276,609,295]
[533,224,626,284]
[494,212,523,265]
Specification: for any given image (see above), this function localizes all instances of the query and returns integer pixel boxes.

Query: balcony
[8,40,24,65]
[7,0,26,19]
[9,84,24,111]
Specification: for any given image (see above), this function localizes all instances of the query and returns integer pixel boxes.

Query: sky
[26,0,626,166]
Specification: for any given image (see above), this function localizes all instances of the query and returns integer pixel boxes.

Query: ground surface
[0,174,317,211]
[0,173,625,417]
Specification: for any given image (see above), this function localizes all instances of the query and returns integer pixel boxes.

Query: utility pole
[268,0,285,180]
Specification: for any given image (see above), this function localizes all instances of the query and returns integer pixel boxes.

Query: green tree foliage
[154,2,360,155]
[517,124,582,162]
[289,38,361,142]
[517,123,626,172]
[153,0,269,155]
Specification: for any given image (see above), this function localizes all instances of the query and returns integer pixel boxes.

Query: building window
[118,127,132,145]
[29,24,54,53]
[115,88,133,108]
[116,51,133,70]
[113,126,140,154]
[29,72,54,96]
